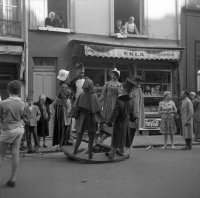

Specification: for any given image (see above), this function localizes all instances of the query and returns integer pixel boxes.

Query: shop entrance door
[33,70,56,137]
[0,63,18,100]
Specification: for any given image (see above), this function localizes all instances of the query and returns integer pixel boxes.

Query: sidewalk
[15,135,200,155]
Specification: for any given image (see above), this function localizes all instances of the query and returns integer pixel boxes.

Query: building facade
[24,0,197,134]
[0,0,26,100]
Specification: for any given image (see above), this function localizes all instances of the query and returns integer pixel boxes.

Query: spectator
[158,91,177,149]
[34,94,53,148]
[190,92,196,103]
[45,11,56,27]
[115,19,123,33]
[55,13,65,28]
[193,91,200,142]
[0,80,25,187]
[180,90,194,150]
[22,96,41,153]
[125,16,139,35]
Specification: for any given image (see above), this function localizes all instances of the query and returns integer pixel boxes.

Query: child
[0,80,25,187]
[106,78,136,159]
[73,78,102,159]
[23,96,41,153]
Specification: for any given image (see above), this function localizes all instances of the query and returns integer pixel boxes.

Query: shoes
[181,146,191,150]
[171,145,175,149]
[161,145,167,149]
[146,145,154,149]
[6,180,15,187]
[116,150,125,156]
[43,144,47,148]
[105,152,114,160]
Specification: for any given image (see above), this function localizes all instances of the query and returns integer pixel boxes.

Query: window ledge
[110,33,148,39]
[29,26,75,34]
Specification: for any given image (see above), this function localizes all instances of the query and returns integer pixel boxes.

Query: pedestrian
[22,96,41,153]
[193,91,200,142]
[73,78,102,159]
[105,78,136,159]
[158,91,177,149]
[180,90,194,150]
[69,63,87,132]
[34,94,53,148]
[189,92,196,103]
[0,80,25,187]
[52,69,73,148]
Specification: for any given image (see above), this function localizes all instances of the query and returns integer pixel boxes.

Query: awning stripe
[84,45,181,60]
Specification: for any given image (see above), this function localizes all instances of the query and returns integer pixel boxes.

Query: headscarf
[163,91,171,99]
[76,78,101,113]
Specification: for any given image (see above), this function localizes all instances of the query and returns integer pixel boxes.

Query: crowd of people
[0,63,199,187]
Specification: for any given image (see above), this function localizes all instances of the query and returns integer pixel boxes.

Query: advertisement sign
[84,45,180,60]
[144,118,161,130]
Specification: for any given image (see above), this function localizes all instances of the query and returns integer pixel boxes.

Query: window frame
[109,0,148,38]
[29,0,75,33]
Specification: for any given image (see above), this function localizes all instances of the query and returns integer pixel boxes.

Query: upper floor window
[0,0,21,37]
[111,0,147,38]
[30,0,74,33]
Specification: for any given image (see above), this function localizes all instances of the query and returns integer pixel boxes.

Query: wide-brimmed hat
[190,92,196,97]
[57,69,69,81]
[110,68,120,77]
[123,77,136,90]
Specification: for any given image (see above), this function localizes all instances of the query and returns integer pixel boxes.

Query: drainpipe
[24,0,29,97]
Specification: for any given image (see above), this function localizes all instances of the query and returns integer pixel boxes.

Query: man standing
[180,90,194,150]
[70,63,86,132]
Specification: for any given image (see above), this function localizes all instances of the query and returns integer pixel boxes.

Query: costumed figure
[52,69,73,147]
[73,78,102,159]
[69,63,87,132]
[105,78,136,159]
[34,94,53,147]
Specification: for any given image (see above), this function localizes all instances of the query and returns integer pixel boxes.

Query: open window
[0,0,21,37]
[111,0,147,38]
[29,0,74,33]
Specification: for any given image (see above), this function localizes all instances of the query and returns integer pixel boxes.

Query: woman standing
[99,68,122,124]
[158,91,177,149]
[52,70,72,147]
[34,94,53,148]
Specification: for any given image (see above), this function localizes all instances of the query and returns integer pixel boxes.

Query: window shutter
[29,0,47,27]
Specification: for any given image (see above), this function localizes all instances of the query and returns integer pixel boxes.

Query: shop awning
[0,45,23,55]
[84,44,181,60]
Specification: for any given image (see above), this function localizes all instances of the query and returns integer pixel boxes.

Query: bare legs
[162,134,175,149]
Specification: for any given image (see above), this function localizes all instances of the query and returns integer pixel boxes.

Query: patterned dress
[158,100,177,134]
[100,80,122,123]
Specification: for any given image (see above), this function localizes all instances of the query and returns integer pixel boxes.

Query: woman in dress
[52,70,72,148]
[158,91,177,149]
[99,68,122,124]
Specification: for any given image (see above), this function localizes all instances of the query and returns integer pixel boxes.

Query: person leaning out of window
[158,91,177,149]
[124,16,140,35]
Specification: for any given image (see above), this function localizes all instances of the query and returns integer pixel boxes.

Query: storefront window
[0,0,21,37]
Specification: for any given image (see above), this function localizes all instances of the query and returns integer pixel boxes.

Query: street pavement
[1,144,200,198]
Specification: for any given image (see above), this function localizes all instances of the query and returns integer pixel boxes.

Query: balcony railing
[0,19,21,38]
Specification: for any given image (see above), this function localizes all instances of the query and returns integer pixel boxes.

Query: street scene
[0,0,200,197]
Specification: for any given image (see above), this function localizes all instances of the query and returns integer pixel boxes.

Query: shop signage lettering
[84,45,180,60]
[144,119,161,129]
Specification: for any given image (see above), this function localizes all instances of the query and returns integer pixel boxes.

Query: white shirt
[75,78,85,99]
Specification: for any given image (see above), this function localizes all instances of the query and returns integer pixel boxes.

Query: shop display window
[139,70,171,114]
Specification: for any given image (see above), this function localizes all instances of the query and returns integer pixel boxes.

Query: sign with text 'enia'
[144,118,161,130]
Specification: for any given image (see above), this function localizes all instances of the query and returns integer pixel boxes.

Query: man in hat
[105,77,136,159]
[69,63,87,132]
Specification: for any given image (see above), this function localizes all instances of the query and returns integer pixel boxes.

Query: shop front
[71,42,182,132]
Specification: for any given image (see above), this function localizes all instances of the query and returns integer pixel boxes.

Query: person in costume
[73,78,102,159]
[52,69,73,148]
[34,94,53,148]
[99,68,122,123]
[69,63,87,132]
[106,78,136,159]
